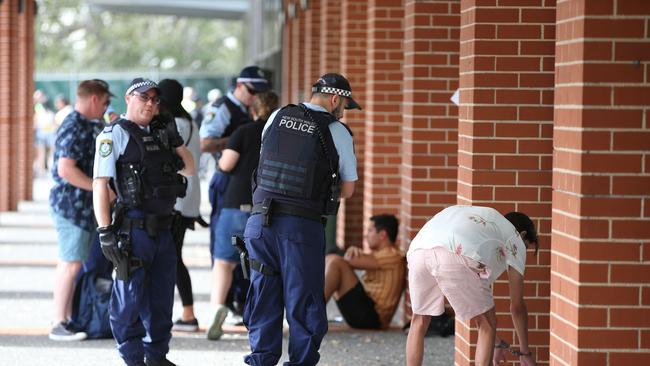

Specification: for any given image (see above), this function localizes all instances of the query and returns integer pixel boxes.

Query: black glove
[97,225,124,265]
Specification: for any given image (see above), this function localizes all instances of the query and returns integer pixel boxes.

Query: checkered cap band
[315,86,352,98]
[126,80,158,95]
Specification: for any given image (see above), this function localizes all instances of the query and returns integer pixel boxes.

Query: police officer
[242,73,360,365]
[200,66,269,340]
[92,78,195,366]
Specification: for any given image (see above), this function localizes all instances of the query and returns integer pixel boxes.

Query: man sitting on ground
[324,214,405,329]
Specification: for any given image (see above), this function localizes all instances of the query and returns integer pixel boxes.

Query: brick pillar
[16,0,34,201]
[0,0,18,211]
[401,0,460,322]
[303,0,321,96]
[402,0,459,247]
[337,0,368,248]
[458,0,554,364]
[551,1,650,365]
[364,0,405,238]
[319,0,341,74]
[289,2,306,102]
[281,0,293,105]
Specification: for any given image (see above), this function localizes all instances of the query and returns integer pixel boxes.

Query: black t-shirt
[222,119,264,208]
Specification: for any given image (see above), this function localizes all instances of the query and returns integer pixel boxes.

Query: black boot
[145,359,176,366]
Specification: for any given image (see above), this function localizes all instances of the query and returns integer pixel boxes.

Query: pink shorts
[407,247,494,321]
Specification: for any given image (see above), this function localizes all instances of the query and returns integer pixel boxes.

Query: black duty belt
[121,214,173,236]
[251,198,323,226]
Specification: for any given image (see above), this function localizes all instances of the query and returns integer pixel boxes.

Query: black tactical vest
[253,104,340,215]
[213,95,252,138]
[113,118,186,215]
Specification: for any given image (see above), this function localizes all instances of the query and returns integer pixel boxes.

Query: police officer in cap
[92,78,195,366]
[242,73,360,365]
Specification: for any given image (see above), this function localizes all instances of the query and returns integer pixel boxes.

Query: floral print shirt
[408,205,526,284]
[49,111,104,231]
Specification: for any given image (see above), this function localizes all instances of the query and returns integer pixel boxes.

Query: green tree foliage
[35,0,244,73]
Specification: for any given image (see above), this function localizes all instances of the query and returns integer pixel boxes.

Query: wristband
[494,339,510,349]
[511,350,532,357]
[97,225,113,233]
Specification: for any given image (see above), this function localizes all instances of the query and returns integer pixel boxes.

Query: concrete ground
[0,177,454,365]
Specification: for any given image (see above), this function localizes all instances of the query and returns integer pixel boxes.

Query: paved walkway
[0,177,454,365]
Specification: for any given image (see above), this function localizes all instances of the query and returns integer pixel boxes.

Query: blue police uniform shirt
[199,92,247,139]
[49,110,104,231]
[262,102,358,182]
[93,120,132,180]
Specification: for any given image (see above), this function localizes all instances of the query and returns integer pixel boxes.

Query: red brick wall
[319,0,341,75]
[401,0,460,322]
[338,0,369,248]
[289,2,306,102]
[551,1,650,365]
[281,0,293,105]
[17,0,34,201]
[402,0,459,246]
[303,0,321,94]
[0,0,33,211]
[457,0,554,364]
[364,0,405,242]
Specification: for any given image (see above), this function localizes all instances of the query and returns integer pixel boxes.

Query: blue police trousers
[243,213,328,366]
[109,220,177,366]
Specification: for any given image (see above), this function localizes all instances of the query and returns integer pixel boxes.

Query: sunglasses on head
[131,91,161,105]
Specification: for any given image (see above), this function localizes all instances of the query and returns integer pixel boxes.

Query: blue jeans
[212,208,250,262]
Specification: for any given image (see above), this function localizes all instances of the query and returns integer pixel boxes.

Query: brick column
[281,0,293,105]
[337,0,368,247]
[319,0,341,74]
[0,0,18,211]
[289,2,306,102]
[402,0,459,246]
[364,0,405,238]
[551,1,650,365]
[303,0,321,95]
[401,0,460,323]
[16,0,34,201]
[458,0,554,364]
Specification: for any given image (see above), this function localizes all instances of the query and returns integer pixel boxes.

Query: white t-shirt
[408,205,526,284]
[174,117,201,217]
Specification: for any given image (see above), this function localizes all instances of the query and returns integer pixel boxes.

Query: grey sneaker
[48,322,87,341]
[207,305,229,340]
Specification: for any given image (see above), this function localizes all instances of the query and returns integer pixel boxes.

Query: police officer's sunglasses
[244,84,258,96]
[131,91,161,105]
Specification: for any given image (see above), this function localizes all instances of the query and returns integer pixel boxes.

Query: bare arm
[93,177,112,227]
[343,246,381,270]
[57,157,93,191]
[218,149,240,172]
[200,136,229,153]
[508,266,536,365]
[175,145,195,177]
[340,180,355,199]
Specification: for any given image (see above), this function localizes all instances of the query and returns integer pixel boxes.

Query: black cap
[237,66,270,92]
[311,73,361,110]
[91,79,115,97]
[158,79,192,121]
[125,78,160,96]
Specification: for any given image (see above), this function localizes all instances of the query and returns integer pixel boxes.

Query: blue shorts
[212,208,250,262]
[51,211,93,262]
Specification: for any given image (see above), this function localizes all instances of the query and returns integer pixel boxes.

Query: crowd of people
[45,66,539,366]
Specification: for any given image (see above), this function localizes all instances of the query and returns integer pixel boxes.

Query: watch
[494,339,510,349]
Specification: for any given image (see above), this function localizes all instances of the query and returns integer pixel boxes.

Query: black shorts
[335,282,382,329]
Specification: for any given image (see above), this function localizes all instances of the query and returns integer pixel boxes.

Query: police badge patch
[99,140,113,157]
